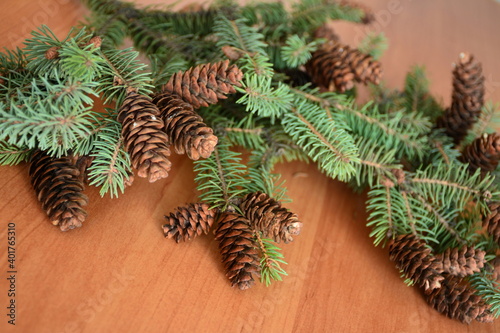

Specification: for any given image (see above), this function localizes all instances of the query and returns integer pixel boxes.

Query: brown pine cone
[483,202,500,244]
[488,257,500,282]
[437,53,485,144]
[45,46,60,59]
[305,41,382,92]
[163,202,216,242]
[426,276,494,324]
[240,191,302,244]
[152,92,218,160]
[214,211,261,290]
[460,133,500,174]
[70,155,94,184]
[389,234,444,291]
[435,246,486,277]
[29,150,88,231]
[162,60,243,109]
[118,91,172,182]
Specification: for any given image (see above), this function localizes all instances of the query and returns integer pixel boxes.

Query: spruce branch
[470,271,500,318]
[255,232,288,286]
[0,142,31,166]
[193,139,249,211]
[282,98,359,181]
[214,14,273,77]
[291,0,364,33]
[281,35,319,68]
[87,119,132,198]
[462,103,500,148]
[96,47,153,105]
[236,75,294,121]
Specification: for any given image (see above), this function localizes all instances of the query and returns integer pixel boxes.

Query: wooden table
[1,0,499,332]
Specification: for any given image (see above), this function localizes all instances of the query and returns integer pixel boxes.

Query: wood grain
[0,1,499,332]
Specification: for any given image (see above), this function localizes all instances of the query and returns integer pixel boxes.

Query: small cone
[460,132,500,174]
[152,92,218,160]
[389,234,444,291]
[163,202,216,242]
[162,60,243,108]
[437,53,485,144]
[435,246,486,277]
[214,211,261,290]
[483,202,500,244]
[425,276,494,324]
[29,150,88,231]
[118,91,172,182]
[305,41,382,92]
[240,191,302,243]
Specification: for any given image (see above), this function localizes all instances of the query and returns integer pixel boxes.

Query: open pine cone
[460,132,500,174]
[483,202,500,244]
[437,53,485,144]
[29,150,88,231]
[389,234,444,291]
[305,41,382,92]
[162,60,243,108]
[118,91,172,182]
[240,191,302,243]
[214,211,261,290]
[163,202,216,242]
[434,246,486,277]
[425,276,494,324]
[152,92,218,160]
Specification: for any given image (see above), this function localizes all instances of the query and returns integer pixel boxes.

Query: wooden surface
[1,0,500,332]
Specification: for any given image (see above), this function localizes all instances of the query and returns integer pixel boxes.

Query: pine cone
[240,191,302,244]
[435,246,486,277]
[214,211,261,290]
[71,155,94,184]
[483,202,500,244]
[162,60,243,108]
[389,234,444,291]
[118,91,172,182]
[437,53,485,144]
[45,46,60,59]
[305,42,382,92]
[488,257,500,282]
[426,276,494,324]
[152,92,218,160]
[460,132,500,174]
[29,150,88,231]
[163,202,216,242]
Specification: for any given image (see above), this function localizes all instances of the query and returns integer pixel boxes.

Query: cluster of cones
[435,53,500,174]
[29,60,243,231]
[162,191,302,290]
[389,234,494,324]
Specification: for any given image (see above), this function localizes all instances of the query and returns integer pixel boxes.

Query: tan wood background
[1,0,500,332]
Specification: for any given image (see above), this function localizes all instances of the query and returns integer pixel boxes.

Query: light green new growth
[256,234,288,286]
[193,139,249,211]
